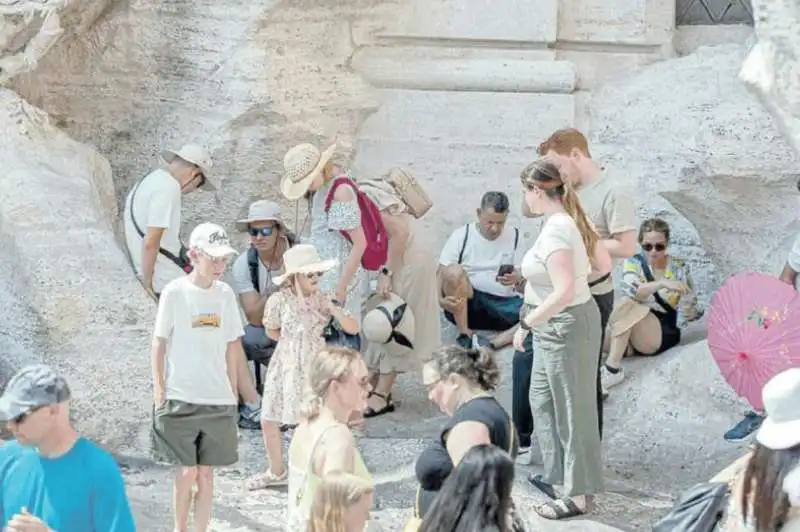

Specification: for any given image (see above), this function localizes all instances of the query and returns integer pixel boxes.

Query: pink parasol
[707,272,800,411]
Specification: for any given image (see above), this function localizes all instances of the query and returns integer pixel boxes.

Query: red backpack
[324,175,389,271]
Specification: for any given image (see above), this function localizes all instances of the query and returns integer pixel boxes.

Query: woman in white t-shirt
[512,159,611,520]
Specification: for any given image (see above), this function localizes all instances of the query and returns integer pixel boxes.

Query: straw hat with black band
[280,143,338,201]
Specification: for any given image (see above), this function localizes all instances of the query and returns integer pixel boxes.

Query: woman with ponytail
[286,346,372,530]
[513,160,610,520]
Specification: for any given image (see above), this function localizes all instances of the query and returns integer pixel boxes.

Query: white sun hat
[273,244,337,285]
[161,144,217,191]
[280,143,337,201]
[756,367,800,450]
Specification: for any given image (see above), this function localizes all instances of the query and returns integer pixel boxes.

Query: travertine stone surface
[741,0,800,155]
[0,88,154,447]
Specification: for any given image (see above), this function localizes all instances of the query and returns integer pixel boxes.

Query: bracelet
[519,319,532,331]
[331,299,343,308]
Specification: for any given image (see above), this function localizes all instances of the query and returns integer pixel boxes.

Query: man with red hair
[521,128,637,439]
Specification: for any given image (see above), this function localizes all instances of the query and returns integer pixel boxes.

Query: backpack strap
[247,247,260,293]
[513,227,519,251]
[457,224,471,265]
[324,175,356,212]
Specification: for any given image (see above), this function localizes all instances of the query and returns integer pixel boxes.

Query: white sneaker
[601,365,625,389]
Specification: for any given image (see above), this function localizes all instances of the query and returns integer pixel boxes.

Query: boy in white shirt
[150,222,243,532]
[438,191,524,350]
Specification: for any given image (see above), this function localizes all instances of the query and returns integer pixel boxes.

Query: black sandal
[534,497,588,520]
[528,474,558,500]
[363,392,395,418]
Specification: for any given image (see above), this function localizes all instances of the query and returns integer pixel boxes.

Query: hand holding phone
[496,264,516,285]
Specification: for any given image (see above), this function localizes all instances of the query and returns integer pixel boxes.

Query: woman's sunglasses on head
[249,226,275,237]
[642,243,666,252]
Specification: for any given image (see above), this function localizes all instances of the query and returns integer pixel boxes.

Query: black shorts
[633,309,680,355]
[444,289,523,332]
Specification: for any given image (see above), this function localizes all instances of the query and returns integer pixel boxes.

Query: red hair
[538,128,591,158]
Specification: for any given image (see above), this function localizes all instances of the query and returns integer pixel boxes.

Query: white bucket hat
[756,367,800,450]
[235,200,283,232]
[362,293,416,357]
[161,144,217,191]
[189,223,237,258]
[273,244,337,285]
[280,143,337,201]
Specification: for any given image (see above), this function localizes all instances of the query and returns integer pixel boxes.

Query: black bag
[652,482,729,532]
[242,324,276,364]
[323,318,361,351]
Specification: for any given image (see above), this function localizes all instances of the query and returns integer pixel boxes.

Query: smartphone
[497,264,514,279]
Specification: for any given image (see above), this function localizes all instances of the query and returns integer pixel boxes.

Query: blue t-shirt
[0,438,136,531]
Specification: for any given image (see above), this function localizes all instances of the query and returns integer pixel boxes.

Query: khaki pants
[151,399,238,467]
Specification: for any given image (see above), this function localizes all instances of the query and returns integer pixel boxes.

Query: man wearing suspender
[438,191,524,350]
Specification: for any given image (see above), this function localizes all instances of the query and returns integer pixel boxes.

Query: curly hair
[428,345,501,392]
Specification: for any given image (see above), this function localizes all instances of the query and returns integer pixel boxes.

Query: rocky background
[1,0,799,529]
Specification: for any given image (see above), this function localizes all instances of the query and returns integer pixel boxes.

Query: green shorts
[151,399,238,467]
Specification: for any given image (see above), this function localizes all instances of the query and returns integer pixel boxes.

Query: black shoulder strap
[513,227,519,251]
[247,247,260,293]
[634,253,654,282]
[634,253,674,314]
[457,224,470,265]
[129,175,192,273]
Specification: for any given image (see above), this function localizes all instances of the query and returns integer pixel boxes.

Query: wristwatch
[519,319,533,331]
[379,266,393,278]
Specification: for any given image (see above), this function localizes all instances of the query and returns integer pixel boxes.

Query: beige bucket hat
[235,200,283,232]
[363,293,416,356]
[161,144,217,191]
[273,244,337,285]
[280,143,337,201]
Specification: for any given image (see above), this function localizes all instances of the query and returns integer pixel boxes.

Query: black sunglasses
[642,243,666,252]
[304,271,325,279]
[12,405,46,424]
[249,226,276,237]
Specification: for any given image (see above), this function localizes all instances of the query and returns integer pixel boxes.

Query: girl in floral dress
[247,244,359,489]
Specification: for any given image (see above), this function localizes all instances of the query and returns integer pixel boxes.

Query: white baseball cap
[189,223,237,258]
[756,367,800,450]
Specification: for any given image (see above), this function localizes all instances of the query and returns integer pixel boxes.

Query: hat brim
[363,293,416,356]
[756,417,800,450]
[202,244,238,259]
[235,218,282,233]
[161,149,216,191]
[280,143,337,201]
[273,259,337,285]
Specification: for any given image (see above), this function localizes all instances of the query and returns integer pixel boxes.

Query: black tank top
[414,396,518,517]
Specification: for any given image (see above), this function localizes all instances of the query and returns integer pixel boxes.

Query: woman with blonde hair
[307,472,374,532]
[513,160,611,520]
[285,346,373,530]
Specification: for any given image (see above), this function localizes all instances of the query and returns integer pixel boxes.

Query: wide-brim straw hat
[273,244,337,285]
[161,144,217,191]
[363,293,416,357]
[235,200,283,232]
[280,143,337,201]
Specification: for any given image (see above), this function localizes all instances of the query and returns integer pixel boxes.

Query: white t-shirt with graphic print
[153,276,244,406]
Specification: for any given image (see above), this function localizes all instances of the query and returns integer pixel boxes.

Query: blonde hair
[538,127,592,158]
[520,160,599,258]
[307,472,373,532]
[301,346,362,420]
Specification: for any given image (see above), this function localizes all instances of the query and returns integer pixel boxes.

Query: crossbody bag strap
[457,223,470,265]
[634,253,674,314]
[296,422,346,506]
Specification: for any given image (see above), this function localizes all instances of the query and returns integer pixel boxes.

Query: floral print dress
[260,289,338,425]
[308,173,368,320]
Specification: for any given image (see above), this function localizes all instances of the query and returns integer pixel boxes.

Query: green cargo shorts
[151,399,238,467]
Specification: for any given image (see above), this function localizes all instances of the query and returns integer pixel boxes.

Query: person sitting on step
[438,191,524,350]
[230,199,295,429]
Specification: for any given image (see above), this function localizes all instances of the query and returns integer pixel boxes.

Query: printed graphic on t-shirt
[192,313,221,328]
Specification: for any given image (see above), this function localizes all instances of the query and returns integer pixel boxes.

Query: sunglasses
[12,405,46,424]
[304,271,326,279]
[642,243,666,252]
[249,226,275,237]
